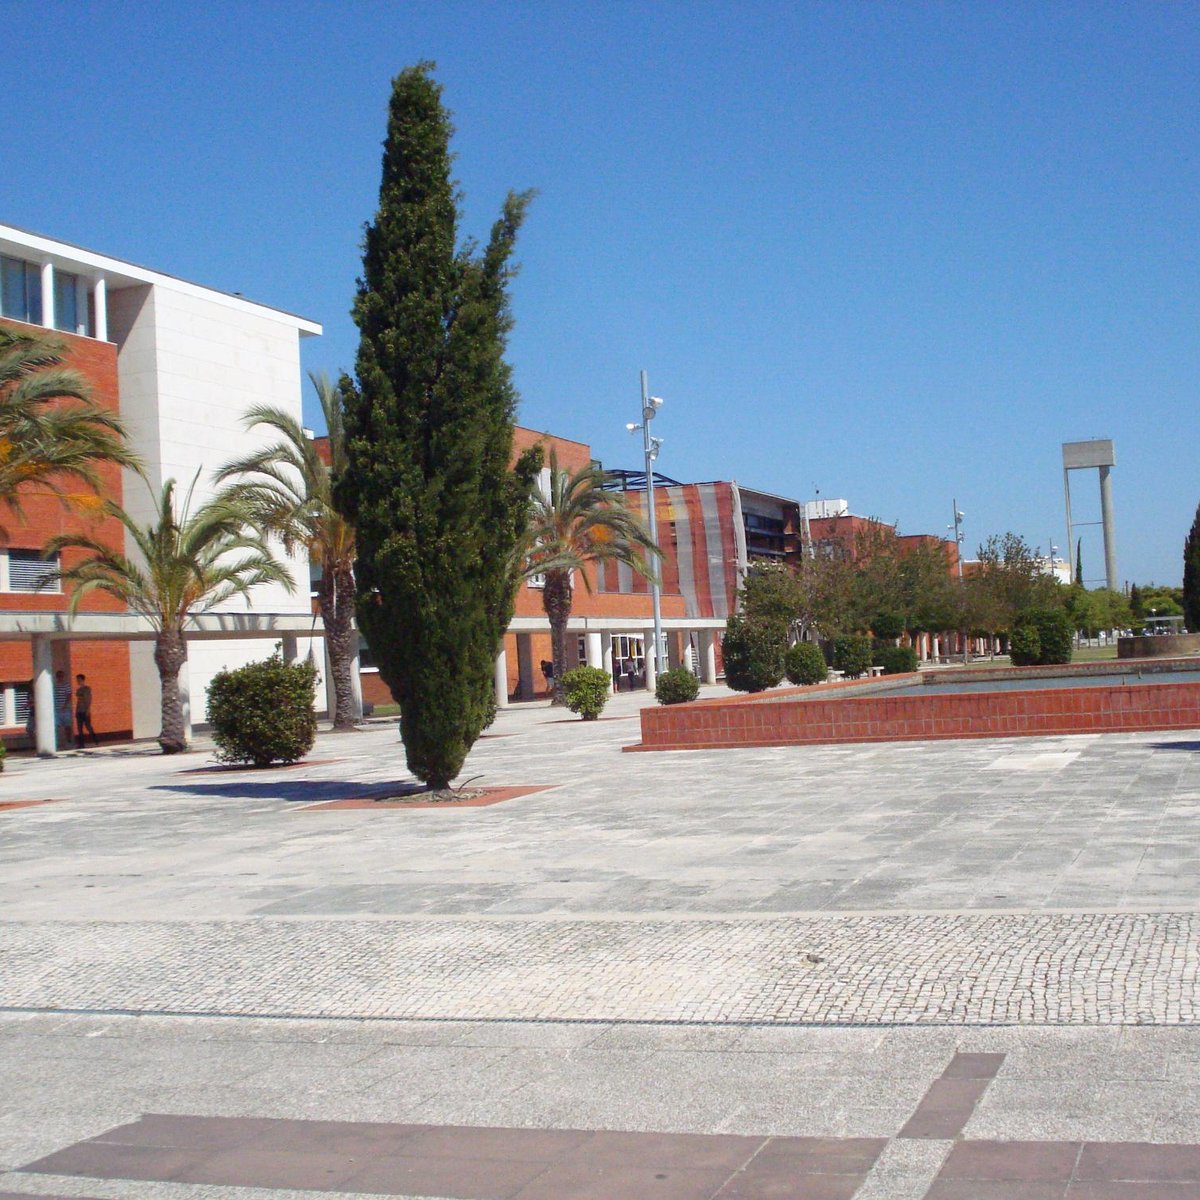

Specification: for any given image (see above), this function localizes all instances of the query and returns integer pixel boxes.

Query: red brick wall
[634,678,1200,751]
[0,320,133,741]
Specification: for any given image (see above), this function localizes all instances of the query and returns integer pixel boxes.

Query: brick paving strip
[18,1054,1200,1198]
[1,913,1196,1025]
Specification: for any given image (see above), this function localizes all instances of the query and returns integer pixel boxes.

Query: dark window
[7,550,59,593]
[1,256,42,325]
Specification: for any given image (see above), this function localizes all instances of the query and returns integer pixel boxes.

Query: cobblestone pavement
[2,690,1199,1196]
[2,911,1197,1025]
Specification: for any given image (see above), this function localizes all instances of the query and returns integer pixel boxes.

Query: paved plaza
[1,688,1198,1198]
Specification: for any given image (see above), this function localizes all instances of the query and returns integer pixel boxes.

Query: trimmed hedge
[656,667,700,705]
[832,634,873,678]
[723,615,786,693]
[785,641,828,686]
[1009,623,1041,666]
[874,644,919,675]
[561,665,611,720]
[206,654,318,767]
[1028,608,1073,665]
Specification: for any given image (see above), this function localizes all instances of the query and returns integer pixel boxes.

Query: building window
[526,573,546,589]
[54,270,79,333]
[1,256,42,325]
[3,549,60,593]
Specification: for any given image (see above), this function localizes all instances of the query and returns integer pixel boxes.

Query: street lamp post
[627,370,664,688]
[949,500,966,663]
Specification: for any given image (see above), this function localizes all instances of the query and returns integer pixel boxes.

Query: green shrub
[832,634,873,677]
[785,641,828,685]
[722,615,786,692]
[656,667,700,705]
[561,665,611,720]
[870,610,905,640]
[874,644,919,675]
[206,654,318,766]
[0,740,6,772]
[1028,608,1074,665]
[1009,622,1041,666]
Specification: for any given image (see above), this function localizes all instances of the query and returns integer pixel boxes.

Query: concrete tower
[1062,439,1117,590]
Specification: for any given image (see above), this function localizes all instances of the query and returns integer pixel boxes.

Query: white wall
[110,282,317,737]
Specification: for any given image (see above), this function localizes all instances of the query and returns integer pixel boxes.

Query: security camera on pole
[626,371,665,691]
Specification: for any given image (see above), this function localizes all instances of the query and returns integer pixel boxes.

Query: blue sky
[4,1,1196,585]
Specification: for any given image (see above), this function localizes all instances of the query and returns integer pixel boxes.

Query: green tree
[1075,538,1084,586]
[0,326,139,520]
[722,614,786,692]
[1184,501,1200,632]
[216,373,359,729]
[1129,582,1143,620]
[972,532,1062,634]
[520,453,658,704]
[338,63,539,788]
[46,476,292,753]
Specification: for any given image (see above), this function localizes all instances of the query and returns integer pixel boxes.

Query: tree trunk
[543,569,573,705]
[320,566,359,730]
[154,629,188,754]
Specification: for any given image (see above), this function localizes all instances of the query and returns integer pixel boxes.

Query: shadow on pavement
[152,779,422,803]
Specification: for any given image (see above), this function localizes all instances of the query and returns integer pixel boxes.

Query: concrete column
[601,632,614,691]
[1099,464,1118,591]
[32,636,56,757]
[643,632,657,693]
[667,633,682,671]
[40,261,55,329]
[494,647,509,709]
[700,629,717,684]
[93,276,108,341]
[516,633,535,700]
[585,631,603,670]
[177,656,193,745]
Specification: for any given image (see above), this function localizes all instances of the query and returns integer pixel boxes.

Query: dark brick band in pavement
[19,1052,1200,1199]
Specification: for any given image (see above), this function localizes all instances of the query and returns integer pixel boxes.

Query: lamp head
[625,422,640,433]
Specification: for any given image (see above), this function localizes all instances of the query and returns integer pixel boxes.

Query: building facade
[0,224,321,748]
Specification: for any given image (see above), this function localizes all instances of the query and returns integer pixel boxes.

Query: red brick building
[0,325,134,744]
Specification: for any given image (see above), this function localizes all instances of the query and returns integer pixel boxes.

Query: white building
[0,223,323,741]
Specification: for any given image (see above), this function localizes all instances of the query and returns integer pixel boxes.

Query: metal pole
[640,370,664,683]
[953,498,964,579]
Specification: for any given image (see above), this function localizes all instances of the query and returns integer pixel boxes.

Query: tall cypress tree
[339,63,538,788]
[1184,501,1200,633]
[1075,538,1083,586]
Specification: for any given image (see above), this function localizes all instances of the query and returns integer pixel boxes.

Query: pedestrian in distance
[75,673,99,749]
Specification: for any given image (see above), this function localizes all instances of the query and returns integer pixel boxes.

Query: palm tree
[0,326,138,517]
[45,475,294,753]
[520,453,660,703]
[214,373,359,728]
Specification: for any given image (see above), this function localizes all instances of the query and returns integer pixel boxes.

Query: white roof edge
[0,222,322,336]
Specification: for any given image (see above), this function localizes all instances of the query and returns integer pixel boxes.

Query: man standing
[75,674,99,749]
[53,670,73,750]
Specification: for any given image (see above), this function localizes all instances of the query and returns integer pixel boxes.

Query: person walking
[53,670,73,750]
[75,674,99,749]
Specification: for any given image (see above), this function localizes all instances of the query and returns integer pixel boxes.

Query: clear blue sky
[5,1,1196,586]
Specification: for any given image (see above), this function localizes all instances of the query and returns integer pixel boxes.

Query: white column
[40,261,55,329]
[643,630,657,693]
[93,276,108,341]
[32,636,56,757]
[494,647,509,709]
[585,631,602,670]
[700,629,718,684]
[601,632,615,692]
[178,656,193,745]
[74,274,88,336]
[348,639,363,720]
